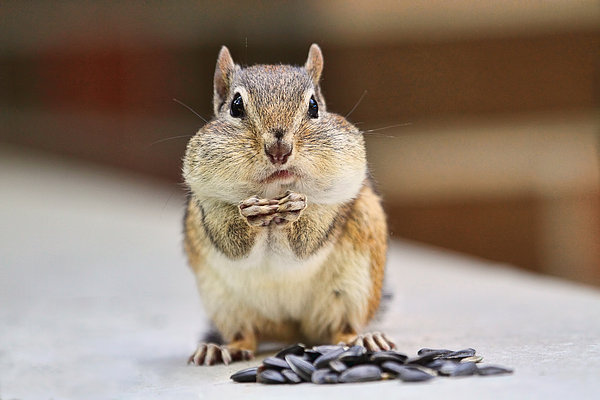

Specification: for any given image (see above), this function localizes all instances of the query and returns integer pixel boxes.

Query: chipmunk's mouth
[262,169,297,184]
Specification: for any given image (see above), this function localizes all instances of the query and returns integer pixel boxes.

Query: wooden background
[1,1,598,284]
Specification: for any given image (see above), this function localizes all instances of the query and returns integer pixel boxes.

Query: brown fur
[184,181,387,341]
[182,44,390,364]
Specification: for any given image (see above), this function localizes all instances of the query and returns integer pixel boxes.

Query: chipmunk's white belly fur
[196,229,334,324]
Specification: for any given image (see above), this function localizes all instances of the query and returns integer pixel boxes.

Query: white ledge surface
[1,146,599,399]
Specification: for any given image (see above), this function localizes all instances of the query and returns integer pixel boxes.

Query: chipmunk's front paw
[239,191,306,227]
[187,342,254,366]
[272,191,306,224]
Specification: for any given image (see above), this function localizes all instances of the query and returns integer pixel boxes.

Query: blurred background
[1,1,599,285]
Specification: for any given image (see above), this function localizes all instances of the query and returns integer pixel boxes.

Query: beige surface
[1,146,599,399]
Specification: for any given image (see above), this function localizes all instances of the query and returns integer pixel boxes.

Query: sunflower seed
[381,361,406,375]
[230,343,513,385]
[407,349,450,365]
[329,359,348,373]
[303,349,321,363]
[461,355,483,363]
[417,348,452,356]
[262,356,290,370]
[230,366,258,383]
[313,347,345,368]
[257,369,287,384]
[438,361,461,376]
[441,348,476,360]
[425,359,447,371]
[381,362,436,381]
[338,365,382,383]
[281,368,303,383]
[369,350,408,365]
[450,361,478,376]
[477,365,514,376]
[285,354,316,381]
[338,345,369,366]
[396,367,435,382]
[275,343,305,359]
[313,345,344,354]
[311,368,339,384]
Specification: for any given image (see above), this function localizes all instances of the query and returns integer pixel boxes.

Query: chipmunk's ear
[305,44,323,86]
[214,46,235,115]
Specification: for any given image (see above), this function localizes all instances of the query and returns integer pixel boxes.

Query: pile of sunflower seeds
[231,344,513,384]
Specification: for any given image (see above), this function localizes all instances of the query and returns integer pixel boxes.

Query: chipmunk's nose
[265,140,292,165]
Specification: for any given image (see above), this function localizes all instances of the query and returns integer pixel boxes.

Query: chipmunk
[183,44,392,366]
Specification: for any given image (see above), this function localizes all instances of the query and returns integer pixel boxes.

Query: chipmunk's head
[183,44,367,204]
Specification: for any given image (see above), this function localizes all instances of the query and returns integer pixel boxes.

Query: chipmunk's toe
[188,342,254,366]
[239,192,306,226]
[342,332,396,352]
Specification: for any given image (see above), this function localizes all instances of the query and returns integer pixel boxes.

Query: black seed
[285,354,316,381]
[417,348,452,356]
[461,355,483,363]
[313,347,345,368]
[230,366,258,383]
[329,359,348,373]
[342,345,367,356]
[234,343,510,385]
[313,345,344,354]
[303,349,321,363]
[281,368,303,383]
[257,369,287,384]
[338,345,369,366]
[438,361,461,376]
[396,367,435,382]
[407,349,451,365]
[311,368,338,384]
[405,364,438,374]
[381,362,435,382]
[450,362,478,377]
[441,348,477,360]
[477,365,514,376]
[380,361,405,375]
[425,359,447,371]
[338,365,382,383]
[275,343,305,359]
[262,356,290,370]
[369,350,408,365]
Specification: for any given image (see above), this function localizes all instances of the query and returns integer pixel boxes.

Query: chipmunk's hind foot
[337,331,396,352]
[187,342,254,366]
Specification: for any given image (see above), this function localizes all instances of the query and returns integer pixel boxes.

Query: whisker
[361,122,412,134]
[362,132,396,138]
[146,135,193,147]
[161,187,178,213]
[173,98,209,123]
[345,90,368,119]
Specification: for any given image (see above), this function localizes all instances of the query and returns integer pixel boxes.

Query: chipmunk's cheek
[296,159,365,204]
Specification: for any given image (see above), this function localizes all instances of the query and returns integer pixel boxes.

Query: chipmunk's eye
[230,93,244,118]
[308,96,318,119]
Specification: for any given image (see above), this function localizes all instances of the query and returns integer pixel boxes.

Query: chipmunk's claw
[239,191,306,227]
[339,332,396,352]
[188,342,254,366]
